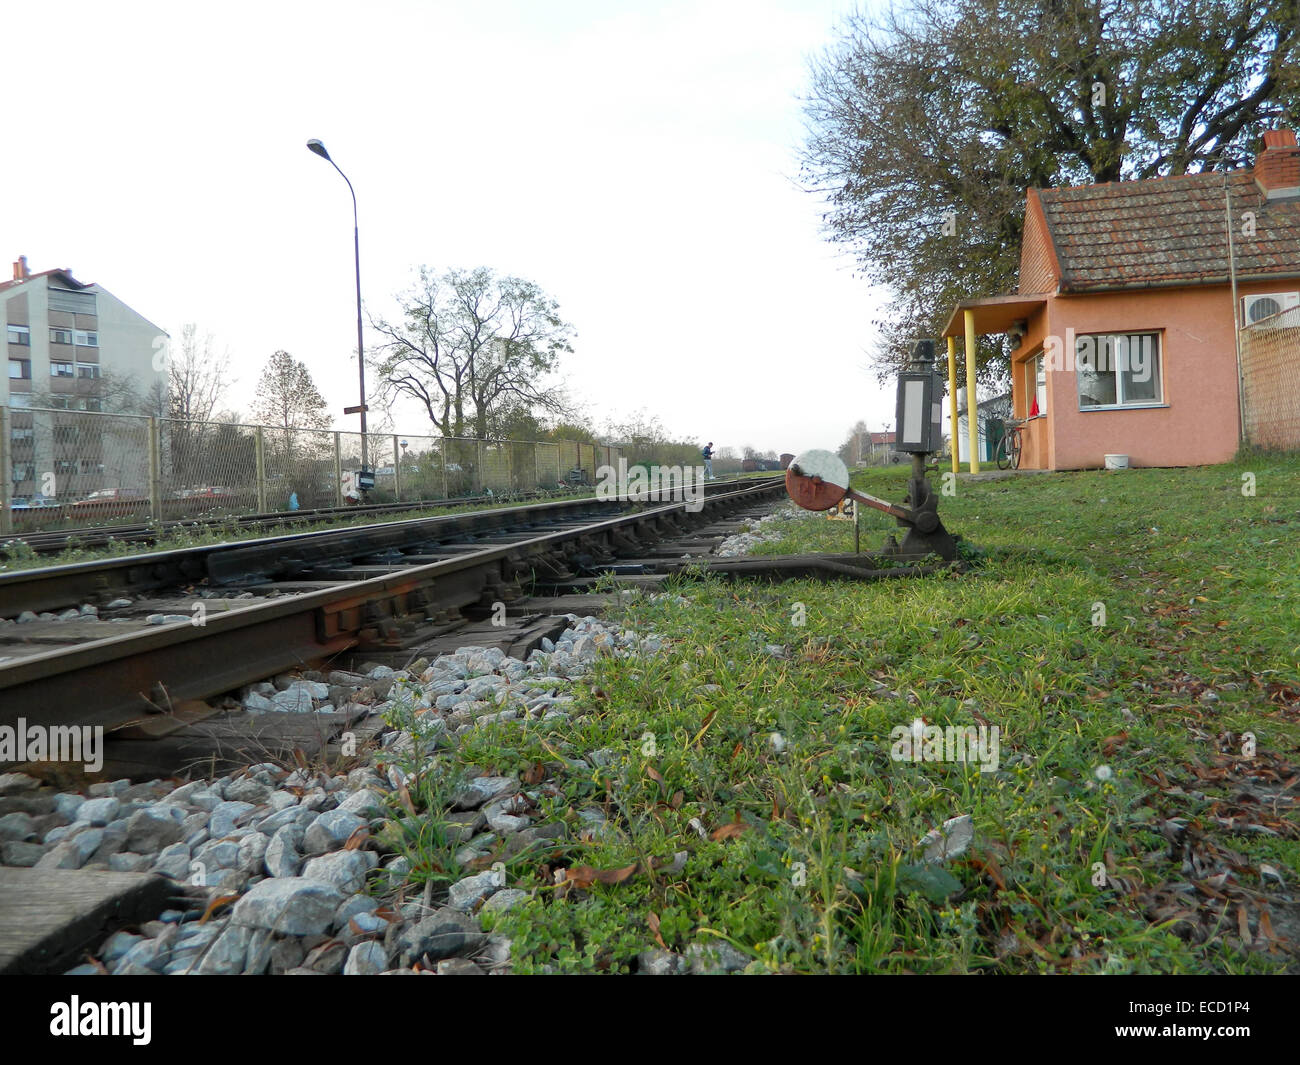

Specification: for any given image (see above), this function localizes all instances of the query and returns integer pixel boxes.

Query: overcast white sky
[3,0,899,456]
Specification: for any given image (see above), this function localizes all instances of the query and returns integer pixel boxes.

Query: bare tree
[370,266,575,439]
[168,324,232,424]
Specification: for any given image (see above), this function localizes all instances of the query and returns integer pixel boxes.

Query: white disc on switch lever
[785,449,851,511]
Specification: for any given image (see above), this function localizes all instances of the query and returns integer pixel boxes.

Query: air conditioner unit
[1242,292,1300,324]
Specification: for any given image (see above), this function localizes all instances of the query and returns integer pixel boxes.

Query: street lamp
[306,138,370,480]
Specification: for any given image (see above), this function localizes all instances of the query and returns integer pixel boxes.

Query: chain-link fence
[1241,306,1300,450]
[0,405,629,533]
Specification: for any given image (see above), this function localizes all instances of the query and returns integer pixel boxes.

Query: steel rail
[0,489,590,556]
[0,479,767,618]
[0,480,783,737]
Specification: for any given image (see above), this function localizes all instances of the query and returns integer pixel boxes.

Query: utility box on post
[895,339,944,454]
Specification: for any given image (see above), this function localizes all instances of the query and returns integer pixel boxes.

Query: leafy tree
[801,0,1300,384]
[837,420,871,466]
[370,266,575,439]
[252,350,330,431]
[251,350,331,501]
[542,420,602,446]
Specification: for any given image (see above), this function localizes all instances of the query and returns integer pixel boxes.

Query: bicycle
[994,418,1027,470]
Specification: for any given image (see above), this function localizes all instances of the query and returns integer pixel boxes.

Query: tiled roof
[868,432,895,444]
[1038,171,1300,291]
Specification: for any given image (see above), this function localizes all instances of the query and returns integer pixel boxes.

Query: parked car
[71,488,149,518]
[76,488,147,504]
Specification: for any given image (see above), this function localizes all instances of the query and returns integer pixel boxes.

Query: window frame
[7,324,31,346]
[50,360,75,378]
[73,330,98,347]
[1023,351,1047,417]
[50,328,74,345]
[1075,331,1164,411]
[8,358,31,379]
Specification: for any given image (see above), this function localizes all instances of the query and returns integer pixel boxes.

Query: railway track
[0,490,572,557]
[0,478,785,760]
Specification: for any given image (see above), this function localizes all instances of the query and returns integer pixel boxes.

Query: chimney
[11,255,28,281]
[1255,129,1300,201]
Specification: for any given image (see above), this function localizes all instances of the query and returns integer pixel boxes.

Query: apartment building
[4,256,166,502]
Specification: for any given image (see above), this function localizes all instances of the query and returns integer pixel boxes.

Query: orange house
[942,129,1300,470]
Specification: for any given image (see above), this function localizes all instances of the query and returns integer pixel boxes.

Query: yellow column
[964,309,980,474]
[946,335,959,474]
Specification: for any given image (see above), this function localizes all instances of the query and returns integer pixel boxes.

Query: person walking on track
[702,441,715,480]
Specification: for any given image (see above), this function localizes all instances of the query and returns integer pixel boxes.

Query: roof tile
[1038,172,1300,290]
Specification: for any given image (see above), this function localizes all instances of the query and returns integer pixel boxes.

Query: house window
[1076,332,1162,408]
[76,363,100,379]
[55,460,77,476]
[83,397,102,412]
[50,361,75,377]
[50,328,74,345]
[7,324,30,345]
[12,463,35,483]
[74,330,98,347]
[8,393,33,408]
[1025,352,1046,416]
[10,428,34,442]
[8,359,31,379]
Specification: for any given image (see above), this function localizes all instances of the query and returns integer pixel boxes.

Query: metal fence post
[392,436,401,501]
[333,432,343,507]
[441,438,448,499]
[476,439,484,495]
[0,406,11,536]
[148,416,162,521]
[254,427,267,512]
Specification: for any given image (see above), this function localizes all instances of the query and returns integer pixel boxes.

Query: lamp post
[306,138,369,476]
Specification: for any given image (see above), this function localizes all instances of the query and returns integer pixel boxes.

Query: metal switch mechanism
[784,449,958,560]
[784,340,959,561]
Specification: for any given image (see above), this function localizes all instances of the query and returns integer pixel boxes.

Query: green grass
[406,454,1300,973]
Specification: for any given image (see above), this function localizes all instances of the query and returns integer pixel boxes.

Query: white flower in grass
[1094,764,1113,781]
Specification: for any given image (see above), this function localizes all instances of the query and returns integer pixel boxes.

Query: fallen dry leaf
[647,911,666,949]
[1102,731,1128,756]
[198,893,239,924]
[564,863,639,889]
